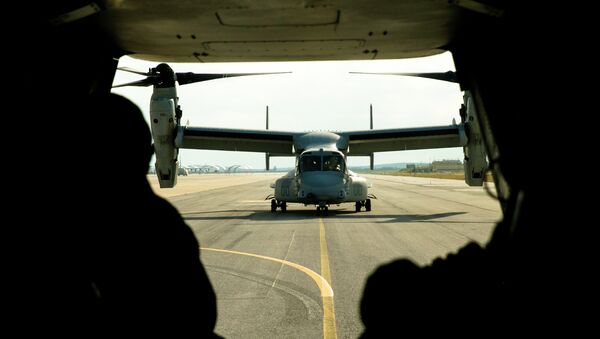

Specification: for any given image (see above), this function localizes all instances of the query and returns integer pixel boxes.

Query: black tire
[365,199,372,212]
[355,201,361,212]
[271,199,277,212]
[281,202,287,212]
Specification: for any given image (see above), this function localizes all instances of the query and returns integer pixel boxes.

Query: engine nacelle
[347,175,369,201]
[274,176,297,201]
[150,93,178,188]
[462,91,487,186]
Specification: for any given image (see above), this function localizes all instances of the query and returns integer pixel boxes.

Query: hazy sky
[111,51,464,169]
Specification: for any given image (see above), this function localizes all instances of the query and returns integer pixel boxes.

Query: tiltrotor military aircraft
[115,63,487,214]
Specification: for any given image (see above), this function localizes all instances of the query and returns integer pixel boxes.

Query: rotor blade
[116,67,156,77]
[114,66,291,88]
[350,71,458,83]
[175,72,291,86]
[112,78,156,88]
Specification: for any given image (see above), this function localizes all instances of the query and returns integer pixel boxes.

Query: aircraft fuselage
[272,148,369,210]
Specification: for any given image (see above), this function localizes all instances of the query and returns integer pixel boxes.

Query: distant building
[432,159,463,172]
[404,163,432,173]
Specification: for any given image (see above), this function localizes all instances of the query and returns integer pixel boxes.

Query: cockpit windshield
[300,156,321,172]
[323,155,344,172]
[300,154,345,172]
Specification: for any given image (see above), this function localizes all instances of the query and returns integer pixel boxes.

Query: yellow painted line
[322,297,336,339]
[319,218,338,339]
[201,247,333,297]
[319,219,333,284]
[202,226,338,339]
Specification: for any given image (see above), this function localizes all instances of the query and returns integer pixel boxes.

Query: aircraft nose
[301,172,343,187]
[298,172,345,200]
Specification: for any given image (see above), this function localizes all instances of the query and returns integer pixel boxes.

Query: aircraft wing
[177,127,298,156]
[342,125,465,156]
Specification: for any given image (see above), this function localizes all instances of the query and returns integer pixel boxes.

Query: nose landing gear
[355,199,372,212]
[316,204,329,216]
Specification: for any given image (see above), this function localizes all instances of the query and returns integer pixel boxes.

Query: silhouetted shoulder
[359,242,494,338]
[88,192,218,335]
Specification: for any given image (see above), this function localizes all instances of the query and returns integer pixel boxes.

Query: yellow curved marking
[202,238,337,339]
[319,218,338,339]
[201,247,333,297]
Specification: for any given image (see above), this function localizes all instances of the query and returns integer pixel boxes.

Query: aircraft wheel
[281,201,287,212]
[355,201,361,212]
[271,199,277,212]
[323,206,329,216]
[316,206,321,216]
[365,199,372,212]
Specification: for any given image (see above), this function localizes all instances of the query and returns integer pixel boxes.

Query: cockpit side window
[323,155,344,172]
[301,155,322,172]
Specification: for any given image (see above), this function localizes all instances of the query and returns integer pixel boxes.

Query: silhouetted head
[87,94,153,182]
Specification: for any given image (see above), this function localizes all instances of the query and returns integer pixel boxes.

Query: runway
[153,173,502,338]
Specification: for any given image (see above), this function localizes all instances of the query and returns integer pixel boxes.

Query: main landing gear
[355,199,372,212]
[271,199,287,212]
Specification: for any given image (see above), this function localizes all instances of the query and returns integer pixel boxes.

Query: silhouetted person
[359,193,584,338]
[75,94,220,337]
[359,242,495,337]
[8,10,220,335]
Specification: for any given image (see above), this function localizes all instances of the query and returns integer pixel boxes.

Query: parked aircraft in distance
[115,63,487,214]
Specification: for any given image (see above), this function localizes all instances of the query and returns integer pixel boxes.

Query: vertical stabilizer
[265,105,270,170]
[266,105,269,130]
[370,104,373,129]
[369,104,374,170]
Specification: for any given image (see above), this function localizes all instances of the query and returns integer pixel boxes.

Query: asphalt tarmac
[151,173,501,338]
